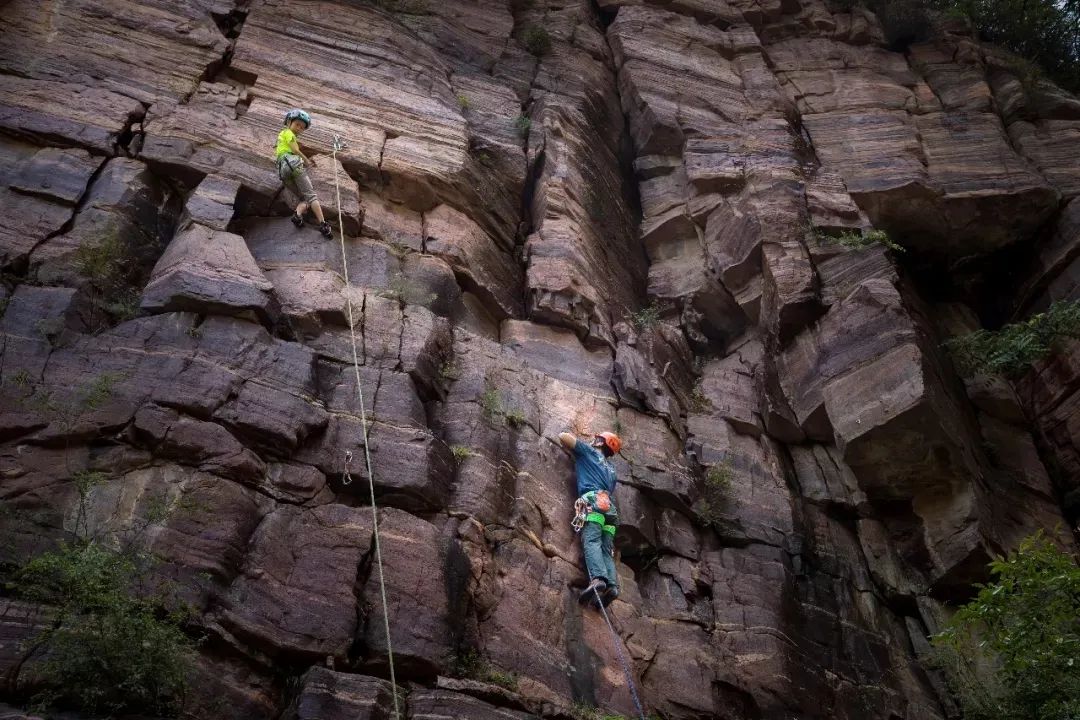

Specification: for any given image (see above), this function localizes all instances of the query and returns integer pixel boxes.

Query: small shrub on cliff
[451,649,519,691]
[688,384,712,413]
[814,224,905,253]
[450,445,474,464]
[479,386,503,420]
[513,114,532,138]
[834,228,905,253]
[945,300,1080,378]
[523,25,552,56]
[696,458,735,526]
[930,531,1080,720]
[630,303,662,331]
[12,542,195,716]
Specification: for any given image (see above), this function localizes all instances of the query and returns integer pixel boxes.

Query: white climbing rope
[331,134,402,720]
[592,585,647,720]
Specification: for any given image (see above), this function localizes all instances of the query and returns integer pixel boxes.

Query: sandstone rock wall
[1,1,1078,719]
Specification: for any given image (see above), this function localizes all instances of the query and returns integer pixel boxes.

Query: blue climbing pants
[581,511,618,590]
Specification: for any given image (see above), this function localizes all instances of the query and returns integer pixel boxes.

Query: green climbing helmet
[284,108,311,128]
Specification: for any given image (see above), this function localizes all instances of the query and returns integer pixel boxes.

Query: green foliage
[523,25,552,56]
[74,234,127,292]
[930,532,1080,720]
[688,384,712,413]
[945,300,1080,378]
[72,470,108,499]
[505,408,527,427]
[12,542,195,716]
[81,373,118,410]
[457,94,471,110]
[100,288,141,322]
[73,232,143,326]
[11,368,34,390]
[451,648,519,691]
[814,224,906,253]
[936,0,1080,93]
[450,445,474,463]
[479,386,503,420]
[439,360,462,381]
[706,462,734,492]
[697,458,735,526]
[35,317,64,341]
[834,228,905,253]
[630,303,662,331]
[513,114,532,138]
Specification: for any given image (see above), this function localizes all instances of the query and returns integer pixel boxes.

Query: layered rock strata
[1,1,1078,719]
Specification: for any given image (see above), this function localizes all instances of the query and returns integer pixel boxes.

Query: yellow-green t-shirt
[275,128,297,159]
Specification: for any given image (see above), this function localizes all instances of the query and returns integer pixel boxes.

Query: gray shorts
[277,153,317,204]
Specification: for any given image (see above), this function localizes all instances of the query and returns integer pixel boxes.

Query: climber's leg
[601,523,618,592]
[579,520,610,603]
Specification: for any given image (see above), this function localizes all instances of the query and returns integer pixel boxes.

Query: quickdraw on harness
[572,490,615,534]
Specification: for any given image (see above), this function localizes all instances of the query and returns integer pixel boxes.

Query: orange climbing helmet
[596,431,622,455]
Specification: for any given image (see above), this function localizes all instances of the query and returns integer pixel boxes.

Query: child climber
[276,108,333,239]
[559,430,622,609]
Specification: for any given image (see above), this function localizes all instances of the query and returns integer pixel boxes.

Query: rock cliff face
[1,1,1078,718]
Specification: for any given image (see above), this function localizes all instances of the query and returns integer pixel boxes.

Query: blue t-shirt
[573,439,617,497]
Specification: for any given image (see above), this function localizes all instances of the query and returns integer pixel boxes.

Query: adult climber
[559,430,622,608]
[275,108,333,239]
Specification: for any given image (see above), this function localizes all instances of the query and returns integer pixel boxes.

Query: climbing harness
[331,134,401,720]
[592,584,647,720]
[276,152,303,180]
[571,490,613,533]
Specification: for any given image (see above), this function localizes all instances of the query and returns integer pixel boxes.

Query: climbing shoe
[290,212,304,228]
[578,578,607,605]
[594,586,619,609]
[319,221,333,239]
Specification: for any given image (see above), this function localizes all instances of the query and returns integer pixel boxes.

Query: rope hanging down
[331,135,402,720]
[592,586,647,720]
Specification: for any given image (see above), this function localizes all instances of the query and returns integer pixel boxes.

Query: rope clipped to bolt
[331,134,401,720]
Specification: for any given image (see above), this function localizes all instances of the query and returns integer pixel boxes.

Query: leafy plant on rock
[11,541,195,717]
[451,648,519,691]
[479,386,503,421]
[696,457,735,526]
[929,531,1080,720]
[630,302,662,331]
[450,445,474,464]
[523,25,552,56]
[513,114,532,138]
[945,300,1080,378]
[812,224,905,253]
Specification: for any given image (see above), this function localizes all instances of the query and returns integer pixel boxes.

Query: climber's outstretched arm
[559,432,577,451]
